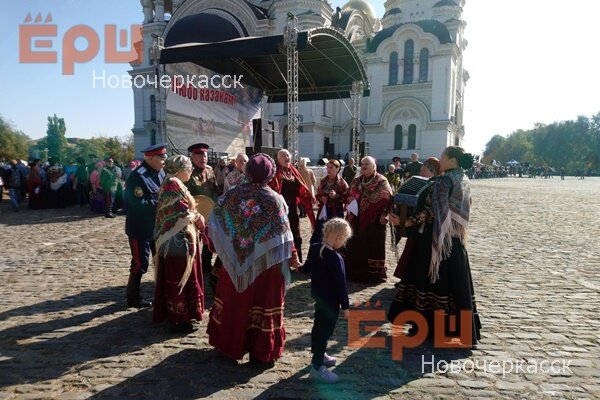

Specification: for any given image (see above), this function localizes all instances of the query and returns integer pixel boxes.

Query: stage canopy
[160,27,370,103]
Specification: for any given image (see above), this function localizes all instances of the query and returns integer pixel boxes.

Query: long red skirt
[207,266,286,362]
[153,251,204,324]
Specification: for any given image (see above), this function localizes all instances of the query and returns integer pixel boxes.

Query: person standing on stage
[269,149,315,262]
[342,157,357,185]
[186,143,218,271]
[125,143,167,308]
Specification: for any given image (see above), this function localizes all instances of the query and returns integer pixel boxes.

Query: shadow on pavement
[0,283,163,389]
[92,348,271,399]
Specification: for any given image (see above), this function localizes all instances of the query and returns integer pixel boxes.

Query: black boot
[294,237,303,263]
[127,272,152,308]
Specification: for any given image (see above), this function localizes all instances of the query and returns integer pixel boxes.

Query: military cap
[187,143,209,155]
[142,143,168,157]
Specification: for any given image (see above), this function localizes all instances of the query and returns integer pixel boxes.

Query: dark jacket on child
[300,243,350,310]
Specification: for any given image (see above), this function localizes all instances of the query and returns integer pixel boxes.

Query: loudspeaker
[253,119,278,151]
[252,119,263,151]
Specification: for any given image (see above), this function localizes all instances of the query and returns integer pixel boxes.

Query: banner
[165,63,262,155]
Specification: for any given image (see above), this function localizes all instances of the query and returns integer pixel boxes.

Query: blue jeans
[105,190,116,214]
[9,188,19,209]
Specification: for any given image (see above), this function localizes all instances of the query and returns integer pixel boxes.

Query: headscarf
[164,155,192,176]
[423,157,441,176]
[245,153,276,185]
[209,154,293,293]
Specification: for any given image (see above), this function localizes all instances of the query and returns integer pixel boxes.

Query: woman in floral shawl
[388,147,481,346]
[153,155,205,334]
[342,156,393,284]
[207,153,298,364]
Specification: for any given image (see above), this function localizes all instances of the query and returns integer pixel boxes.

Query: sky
[1,0,599,155]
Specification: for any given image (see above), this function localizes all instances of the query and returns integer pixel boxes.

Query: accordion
[393,176,433,238]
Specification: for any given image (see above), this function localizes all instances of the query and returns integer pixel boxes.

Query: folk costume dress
[387,168,481,344]
[310,174,349,244]
[153,176,204,325]
[269,165,315,262]
[207,177,294,362]
[343,173,393,284]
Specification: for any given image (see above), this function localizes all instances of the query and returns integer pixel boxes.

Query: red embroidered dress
[207,182,294,362]
[153,177,204,325]
[343,173,393,284]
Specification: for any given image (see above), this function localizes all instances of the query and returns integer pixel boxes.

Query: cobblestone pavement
[1,177,599,400]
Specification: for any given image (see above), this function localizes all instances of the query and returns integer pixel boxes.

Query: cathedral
[130,0,468,164]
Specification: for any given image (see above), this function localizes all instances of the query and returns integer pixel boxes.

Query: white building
[131,0,468,164]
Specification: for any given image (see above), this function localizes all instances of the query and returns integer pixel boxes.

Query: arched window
[150,129,157,146]
[389,52,398,85]
[408,124,417,149]
[403,39,414,84]
[419,48,429,82]
[394,125,403,149]
[150,95,156,121]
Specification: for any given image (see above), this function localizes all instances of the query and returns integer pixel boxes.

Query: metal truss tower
[151,35,169,149]
[284,13,299,162]
[351,80,364,164]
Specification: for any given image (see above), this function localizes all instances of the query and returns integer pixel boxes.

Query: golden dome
[342,0,376,19]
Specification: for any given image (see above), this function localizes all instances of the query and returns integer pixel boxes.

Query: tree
[0,116,31,161]
[46,114,67,162]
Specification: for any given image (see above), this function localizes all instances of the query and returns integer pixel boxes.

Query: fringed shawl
[348,173,393,232]
[269,166,316,228]
[208,183,294,293]
[429,168,471,283]
[154,176,198,294]
[316,175,349,219]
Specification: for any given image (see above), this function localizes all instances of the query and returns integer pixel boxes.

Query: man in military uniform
[124,143,167,308]
[186,143,217,270]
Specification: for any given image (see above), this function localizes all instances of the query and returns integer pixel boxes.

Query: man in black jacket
[403,153,423,179]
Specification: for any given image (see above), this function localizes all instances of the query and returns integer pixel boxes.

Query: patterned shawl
[348,173,393,232]
[429,168,471,283]
[154,176,198,293]
[316,174,349,218]
[269,165,316,228]
[208,183,294,293]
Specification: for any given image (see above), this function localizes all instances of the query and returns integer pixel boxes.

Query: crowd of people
[0,155,135,217]
[1,145,482,384]
[129,144,481,384]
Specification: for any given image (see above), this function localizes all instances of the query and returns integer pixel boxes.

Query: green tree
[0,116,31,161]
[46,114,67,162]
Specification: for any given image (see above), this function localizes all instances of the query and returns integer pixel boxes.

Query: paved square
[1,177,599,399]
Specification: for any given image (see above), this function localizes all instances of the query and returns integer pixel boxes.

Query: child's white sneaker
[309,365,339,383]
[323,353,337,367]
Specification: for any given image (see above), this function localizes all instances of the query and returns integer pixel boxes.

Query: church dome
[342,0,376,19]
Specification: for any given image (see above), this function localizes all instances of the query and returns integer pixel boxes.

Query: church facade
[130,0,468,164]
